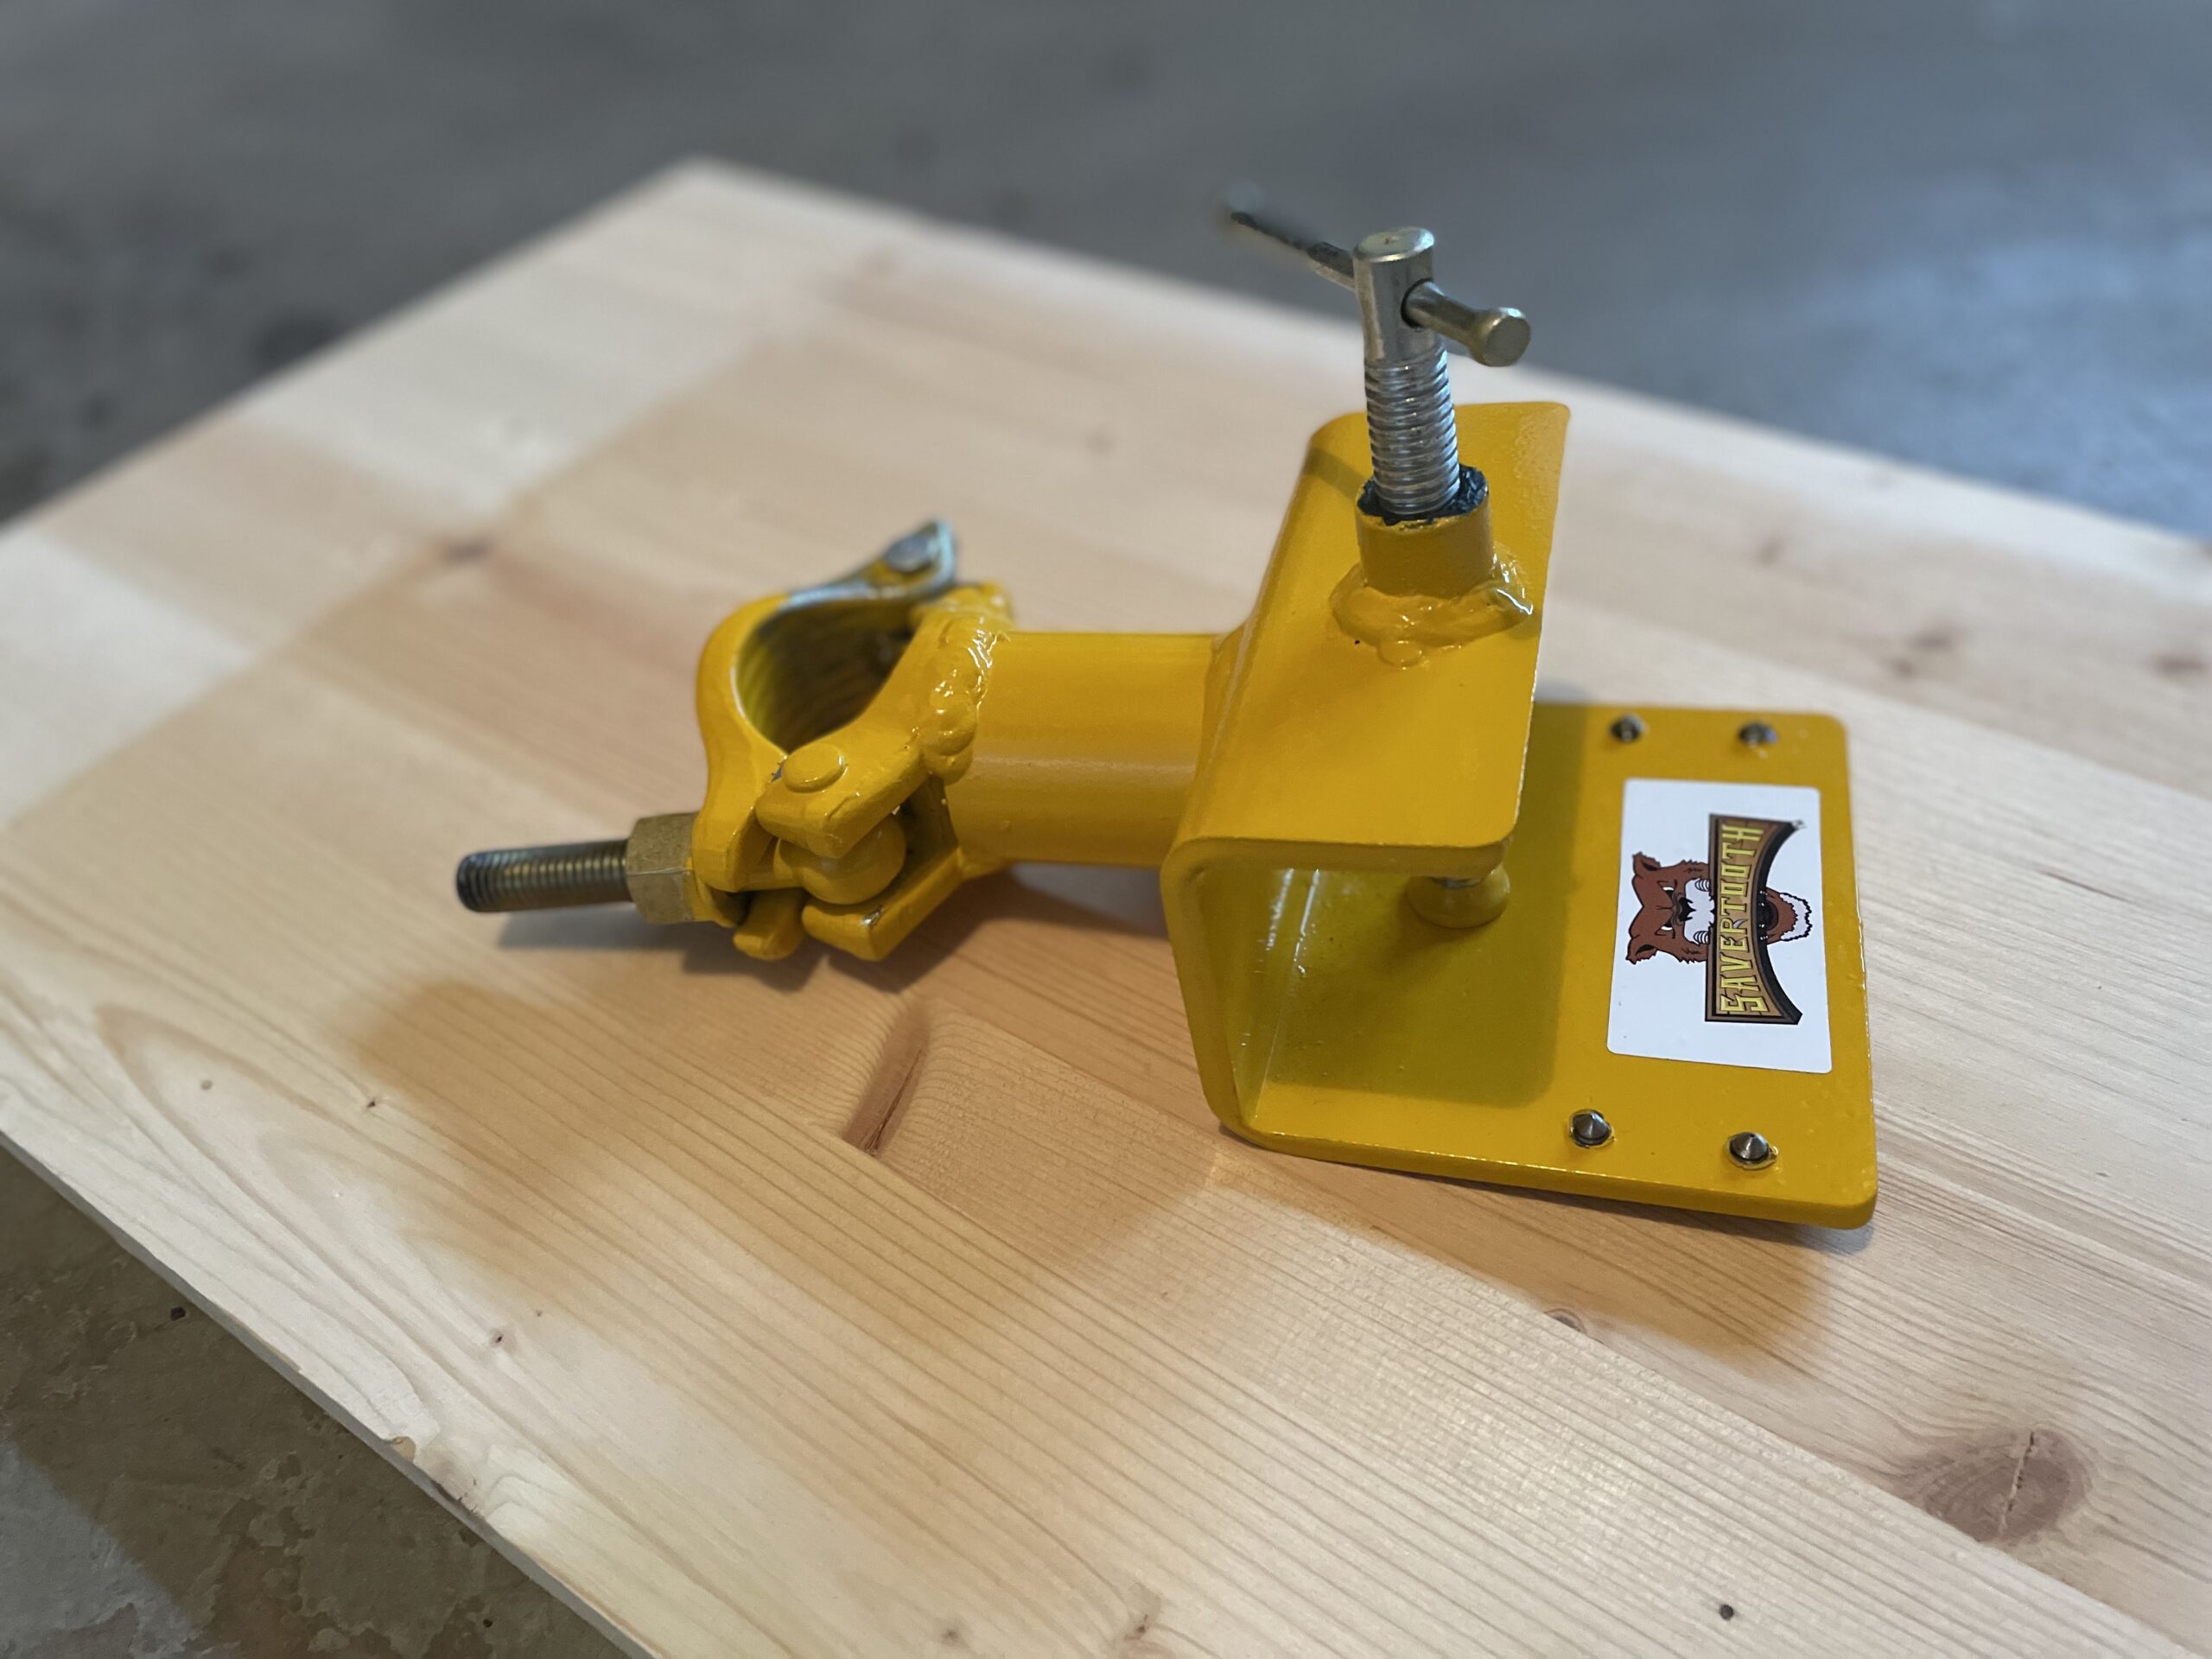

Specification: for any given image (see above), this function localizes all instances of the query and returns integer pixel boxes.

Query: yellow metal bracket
[457,208,1876,1227]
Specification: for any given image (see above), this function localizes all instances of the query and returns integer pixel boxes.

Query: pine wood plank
[1,162,2206,1654]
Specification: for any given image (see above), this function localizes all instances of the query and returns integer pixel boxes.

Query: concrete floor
[2,2,2207,1652]
[0,1167,614,1658]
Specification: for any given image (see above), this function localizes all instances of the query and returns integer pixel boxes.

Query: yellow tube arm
[944,632,1218,868]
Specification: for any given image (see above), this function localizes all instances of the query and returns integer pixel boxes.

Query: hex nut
[624,812,701,925]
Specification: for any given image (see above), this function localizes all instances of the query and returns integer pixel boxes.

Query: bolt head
[1356,226,1436,264]
[1738,720,1780,749]
[1727,1131,1777,1169]
[1609,712,1646,743]
[1570,1110,1612,1148]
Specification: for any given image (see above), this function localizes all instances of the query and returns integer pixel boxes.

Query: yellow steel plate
[1179,404,1569,870]
[1168,702,1875,1228]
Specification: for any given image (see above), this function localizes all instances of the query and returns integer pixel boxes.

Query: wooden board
[3,161,2209,1656]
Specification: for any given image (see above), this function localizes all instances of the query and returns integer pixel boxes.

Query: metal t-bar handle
[1220,190,1531,368]
[1219,188,1530,520]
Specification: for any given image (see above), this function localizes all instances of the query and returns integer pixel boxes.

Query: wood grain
[1,161,2206,1655]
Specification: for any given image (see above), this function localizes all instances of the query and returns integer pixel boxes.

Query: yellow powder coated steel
[514,401,1876,1226]
[1170,702,1872,1227]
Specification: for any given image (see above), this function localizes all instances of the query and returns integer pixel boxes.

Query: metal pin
[1570,1110,1613,1147]
[1727,1131,1777,1169]
[1217,187,1354,288]
[1738,720,1779,748]
[1609,713,1646,742]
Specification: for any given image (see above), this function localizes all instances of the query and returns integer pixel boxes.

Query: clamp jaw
[461,200,1875,1228]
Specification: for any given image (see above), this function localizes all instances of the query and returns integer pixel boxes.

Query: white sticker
[1606,779,1831,1074]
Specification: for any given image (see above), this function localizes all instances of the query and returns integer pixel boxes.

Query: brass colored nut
[624,812,702,925]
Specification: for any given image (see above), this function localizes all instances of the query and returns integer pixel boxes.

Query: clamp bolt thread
[1218,190,1529,523]
[1364,346,1461,518]
[455,841,630,912]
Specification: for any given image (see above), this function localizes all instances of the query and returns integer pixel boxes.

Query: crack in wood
[844,1002,931,1157]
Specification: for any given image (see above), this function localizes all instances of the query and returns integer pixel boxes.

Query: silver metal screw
[1570,1110,1613,1147]
[1738,720,1779,748]
[1609,713,1646,742]
[1727,1131,1777,1169]
[1221,189,1529,521]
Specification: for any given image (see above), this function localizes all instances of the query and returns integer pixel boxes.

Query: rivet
[1570,1110,1612,1148]
[1609,713,1646,743]
[1738,720,1779,748]
[1727,1131,1777,1169]
[780,742,848,793]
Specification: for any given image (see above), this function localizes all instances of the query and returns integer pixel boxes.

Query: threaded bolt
[1351,228,1470,522]
[1364,346,1461,518]
[1218,195,1529,519]
[455,840,630,912]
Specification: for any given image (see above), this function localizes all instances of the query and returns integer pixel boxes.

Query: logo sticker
[1607,779,1830,1073]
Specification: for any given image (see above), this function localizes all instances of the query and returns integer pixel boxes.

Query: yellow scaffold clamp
[458,195,1875,1228]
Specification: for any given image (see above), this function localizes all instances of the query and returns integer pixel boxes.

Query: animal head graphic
[1624,852,1811,966]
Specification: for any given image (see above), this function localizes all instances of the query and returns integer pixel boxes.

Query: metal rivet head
[1727,1131,1777,1169]
[1609,713,1646,743]
[1738,720,1779,748]
[780,741,848,793]
[1570,1110,1612,1148]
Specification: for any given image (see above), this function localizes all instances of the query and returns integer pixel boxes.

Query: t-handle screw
[1221,188,1530,520]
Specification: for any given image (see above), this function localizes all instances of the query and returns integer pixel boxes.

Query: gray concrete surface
[0,1161,615,1657]
[2,2,2208,1653]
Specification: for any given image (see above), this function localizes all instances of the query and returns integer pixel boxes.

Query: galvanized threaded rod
[1352,227,1461,519]
[455,840,630,912]
[1363,340,1459,518]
